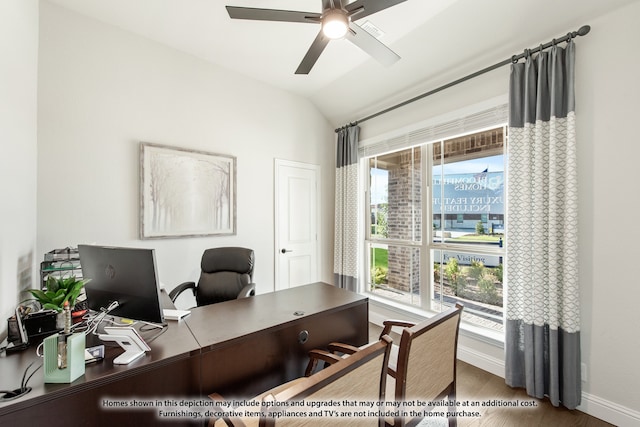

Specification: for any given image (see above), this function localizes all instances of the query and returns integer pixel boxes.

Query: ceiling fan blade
[322,0,344,10]
[345,0,407,21]
[295,31,331,75]
[226,6,321,23]
[346,22,400,67]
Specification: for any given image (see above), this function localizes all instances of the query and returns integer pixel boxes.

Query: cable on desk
[138,319,166,331]
[0,361,42,402]
[55,300,120,339]
[78,301,168,346]
[21,361,41,390]
[140,323,168,343]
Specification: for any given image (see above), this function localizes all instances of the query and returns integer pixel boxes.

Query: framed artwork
[139,142,236,239]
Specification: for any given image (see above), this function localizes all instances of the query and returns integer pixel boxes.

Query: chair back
[391,304,463,427]
[261,336,393,427]
[196,247,255,306]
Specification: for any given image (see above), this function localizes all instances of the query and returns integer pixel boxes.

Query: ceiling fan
[226,0,407,74]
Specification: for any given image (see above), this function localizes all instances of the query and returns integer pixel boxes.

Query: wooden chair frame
[261,335,392,427]
[391,304,463,427]
[321,304,463,427]
[212,335,393,427]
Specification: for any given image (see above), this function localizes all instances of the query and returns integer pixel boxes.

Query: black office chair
[169,247,256,307]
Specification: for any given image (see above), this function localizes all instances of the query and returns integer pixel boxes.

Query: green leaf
[65,287,80,306]
[70,281,84,293]
[51,292,65,306]
[43,303,62,312]
[28,289,48,302]
[62,276,77,289]
[30,275,87,310]
[46,276,60,293]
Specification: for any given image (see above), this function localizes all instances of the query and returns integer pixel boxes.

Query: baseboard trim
[441,346,640,427]
[578,392,640,427]
[457,343,504,378]
[453,346,640,426]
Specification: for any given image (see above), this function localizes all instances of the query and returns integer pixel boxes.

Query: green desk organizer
[43,332,85,383]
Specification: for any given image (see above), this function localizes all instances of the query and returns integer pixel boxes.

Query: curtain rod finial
[577,25,590,36]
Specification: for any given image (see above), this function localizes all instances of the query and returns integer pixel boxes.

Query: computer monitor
[78,245,165,324]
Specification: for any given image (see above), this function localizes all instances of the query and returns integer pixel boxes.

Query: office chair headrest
[201,247,254,277]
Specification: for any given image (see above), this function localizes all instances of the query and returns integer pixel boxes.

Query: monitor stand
[98,327,151,365]
[112,347,145,365]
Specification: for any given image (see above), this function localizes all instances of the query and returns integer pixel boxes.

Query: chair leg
[448,386,457,427]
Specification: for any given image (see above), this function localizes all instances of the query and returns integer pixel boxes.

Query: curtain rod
[335,24,591,133]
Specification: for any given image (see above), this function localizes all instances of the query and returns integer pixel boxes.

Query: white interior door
[275,159,320,290]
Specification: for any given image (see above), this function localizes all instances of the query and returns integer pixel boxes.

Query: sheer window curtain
[334,125,360,291]
[506,40,581,409]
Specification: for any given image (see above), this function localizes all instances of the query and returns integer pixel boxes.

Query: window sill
[366,292,505,348]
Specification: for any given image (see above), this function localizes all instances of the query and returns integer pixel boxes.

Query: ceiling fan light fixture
[226,0,406,74]
[322,10,349,39]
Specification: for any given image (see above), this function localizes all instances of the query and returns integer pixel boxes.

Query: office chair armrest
[237,282,255,299]
[304,349,343,376]
[380,319,416,338]
[207,393,249,427]
[327,342,359,355]
[169,281,196,302]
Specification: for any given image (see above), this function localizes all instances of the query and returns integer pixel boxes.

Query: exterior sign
[433,171,504,214]
[435,250,502,267]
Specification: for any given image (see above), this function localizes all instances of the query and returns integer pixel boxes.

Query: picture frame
[139,142,236,239]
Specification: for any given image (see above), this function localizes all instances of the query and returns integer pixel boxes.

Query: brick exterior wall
[386,148,421,293]
[434,128,504,163]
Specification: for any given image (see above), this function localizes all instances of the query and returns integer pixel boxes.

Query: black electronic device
[6,307,29,353]
[78,245,165,324]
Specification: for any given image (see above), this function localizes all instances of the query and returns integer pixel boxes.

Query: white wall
[360,3,640,424]
[576,3,640,422]
[37,2,335,301]
[0,0,39,338]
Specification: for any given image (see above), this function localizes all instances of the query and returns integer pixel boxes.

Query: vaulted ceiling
[46,0,636,126]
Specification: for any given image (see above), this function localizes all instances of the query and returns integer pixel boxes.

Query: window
[366,126,506,333]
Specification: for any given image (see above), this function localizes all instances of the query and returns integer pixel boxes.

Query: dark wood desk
[0,306,201,426]
[187,282,368,397]
[0,282,368,426]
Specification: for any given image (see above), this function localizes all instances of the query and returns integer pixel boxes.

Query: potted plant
[26,276,89,334]
[29,275,88,312]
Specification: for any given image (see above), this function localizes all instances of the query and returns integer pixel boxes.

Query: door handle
[281,248,293,254]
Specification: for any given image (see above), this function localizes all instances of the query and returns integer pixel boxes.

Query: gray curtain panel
[334,125,360,291]
[506,41,581,409]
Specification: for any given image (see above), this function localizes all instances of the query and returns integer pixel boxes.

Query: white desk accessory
[162,309,191,321]
[98,327,150,365]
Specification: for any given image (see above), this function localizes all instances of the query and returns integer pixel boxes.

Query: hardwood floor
[368,323,613,427]
[454,360,612,426]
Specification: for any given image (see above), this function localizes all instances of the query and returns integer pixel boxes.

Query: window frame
[362,124,508,337]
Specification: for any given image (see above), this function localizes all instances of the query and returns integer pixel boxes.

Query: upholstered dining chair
[316,304,464,427]
[169,247,256,307]
[387,304,463,427]
[210,335,393,427]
